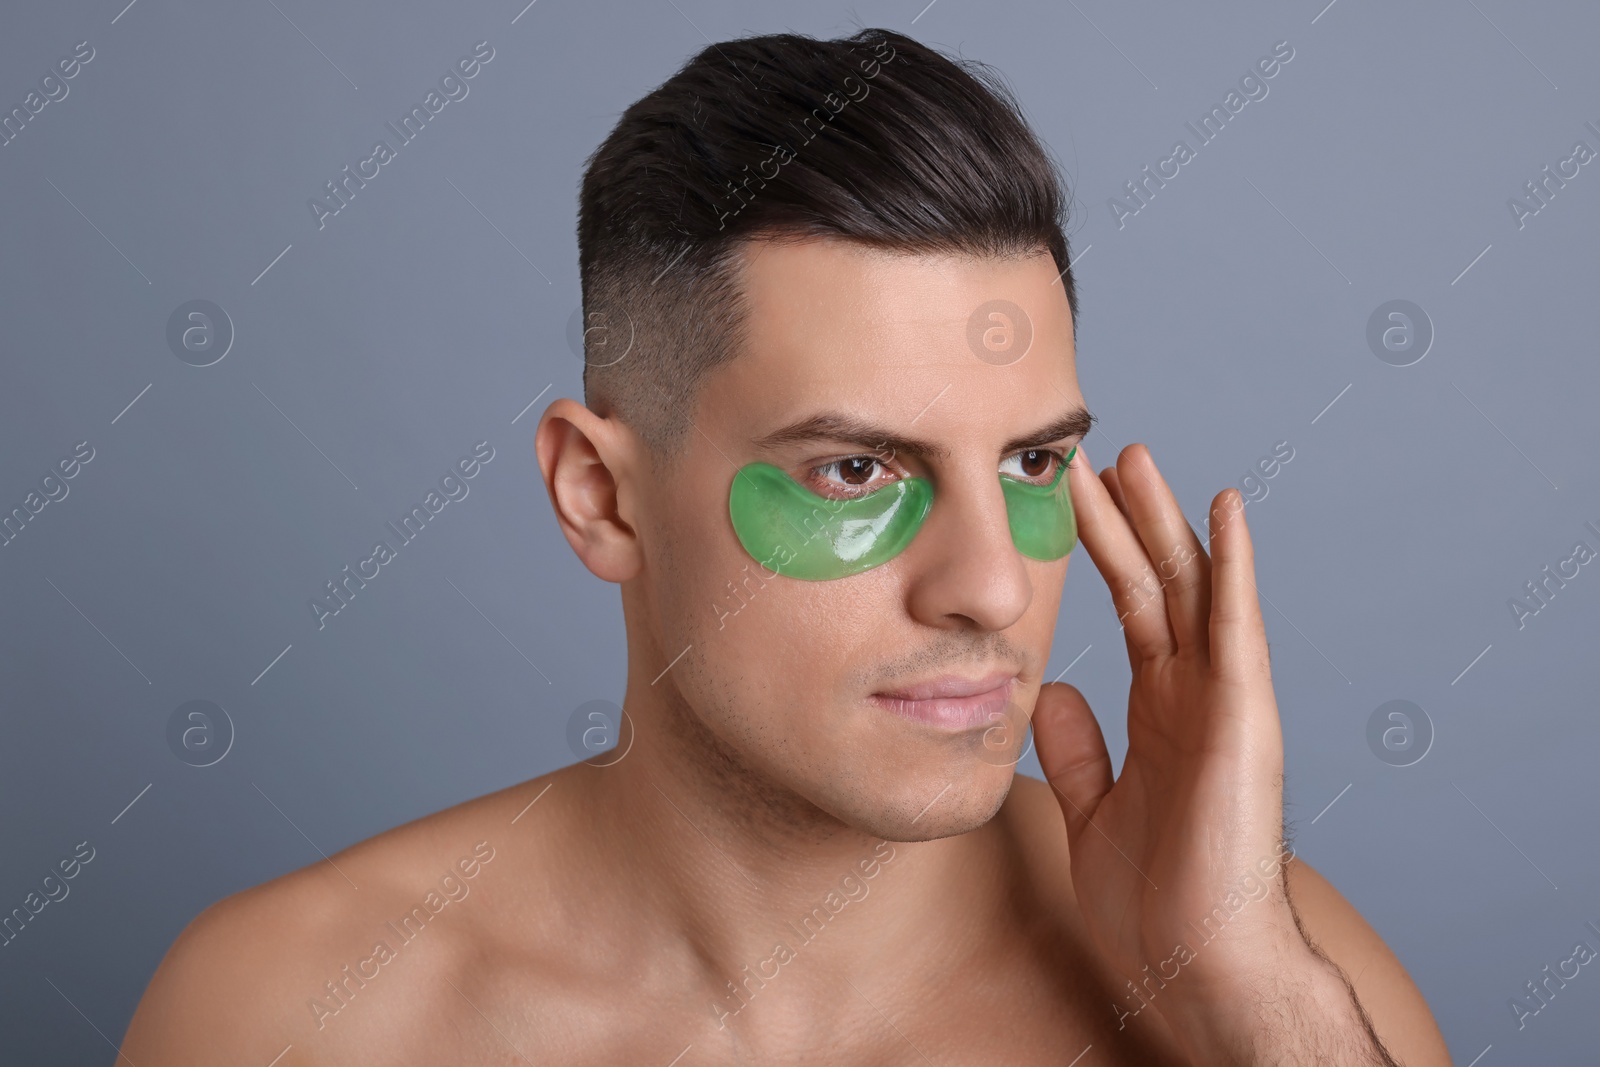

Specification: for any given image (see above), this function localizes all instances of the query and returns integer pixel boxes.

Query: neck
[572,656,1005,1014]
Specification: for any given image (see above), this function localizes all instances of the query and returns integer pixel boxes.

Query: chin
[838,759,1019,842]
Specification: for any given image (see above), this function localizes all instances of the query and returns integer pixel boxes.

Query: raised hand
[1033,443,1391,1063]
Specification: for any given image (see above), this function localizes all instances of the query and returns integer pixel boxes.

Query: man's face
[637,237,1088,841]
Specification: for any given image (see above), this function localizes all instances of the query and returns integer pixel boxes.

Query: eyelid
[1010,438,1081,458]
[806,439,1079,492]
[1002,444,1072,462]
[806,450,906,496]
[998,445,1072,483]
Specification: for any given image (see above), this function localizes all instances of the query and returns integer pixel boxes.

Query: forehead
[699,237,1081,448]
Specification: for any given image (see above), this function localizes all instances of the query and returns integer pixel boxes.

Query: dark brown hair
[577,27,1075,459]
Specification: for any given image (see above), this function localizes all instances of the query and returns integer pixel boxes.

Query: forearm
[1156,941,1398,1066]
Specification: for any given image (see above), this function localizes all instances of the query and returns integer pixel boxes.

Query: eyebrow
[751,405,1096,461]
[1000,407,1097,456]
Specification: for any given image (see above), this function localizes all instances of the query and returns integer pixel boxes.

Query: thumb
[1033,681,1114,842]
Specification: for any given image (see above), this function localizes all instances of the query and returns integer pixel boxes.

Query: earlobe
[535,398,643,583]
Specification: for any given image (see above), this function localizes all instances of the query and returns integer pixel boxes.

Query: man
[123,28,1450,1064]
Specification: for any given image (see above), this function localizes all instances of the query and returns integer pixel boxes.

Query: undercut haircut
[576,26,1076,462]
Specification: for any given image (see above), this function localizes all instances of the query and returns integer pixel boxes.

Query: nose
[901,468,1034,632]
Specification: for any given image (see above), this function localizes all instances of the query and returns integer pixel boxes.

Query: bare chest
[370,947,1195,1066]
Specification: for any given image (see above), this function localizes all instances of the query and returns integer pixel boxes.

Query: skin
[121,237,1451,1065]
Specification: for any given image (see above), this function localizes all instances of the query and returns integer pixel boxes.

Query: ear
[535,397,643,583]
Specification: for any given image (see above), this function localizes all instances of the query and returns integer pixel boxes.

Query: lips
[869,670,1018,730]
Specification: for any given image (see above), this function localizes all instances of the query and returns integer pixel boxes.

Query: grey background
[1,0,1596,1061]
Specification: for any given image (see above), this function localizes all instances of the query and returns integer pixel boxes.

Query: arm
[1151,858,1448,1064]
[1156,943,1398,1065]
[1281,856,1450,1065]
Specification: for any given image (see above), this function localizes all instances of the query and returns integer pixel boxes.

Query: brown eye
[999,448,1061,484]
[839,457,878,485]
[1018,450,1051,478]
[812,456,895,495]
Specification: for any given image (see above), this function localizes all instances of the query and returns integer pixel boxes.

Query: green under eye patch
[728,445,1077,581]
[728,462,934,580]
[1001,445,1077,561]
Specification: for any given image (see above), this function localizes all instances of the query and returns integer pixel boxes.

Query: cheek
[651,497,755,640]
[657,477,896,665]
[695,563,890,688]
[1015,557,1069,650]
[669,538,908,741]
[1035,557,1069,614]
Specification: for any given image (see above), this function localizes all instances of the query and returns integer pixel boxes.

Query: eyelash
[998,447,1071,483]
[807,447,1073,497]
[807,457,895,497]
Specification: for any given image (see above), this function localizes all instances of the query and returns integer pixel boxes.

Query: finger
[1096,466,1148,668]
[1100,467,1152,668]
[1101,465,1131,522]
[1113,444,1213,656]
[1207,487,1272,685]
[1070,444,1177,661]
[1032,682,1114,843]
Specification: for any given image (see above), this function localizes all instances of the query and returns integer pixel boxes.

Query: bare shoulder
[1285,855,1452,1066]
[120,767,578,1065]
